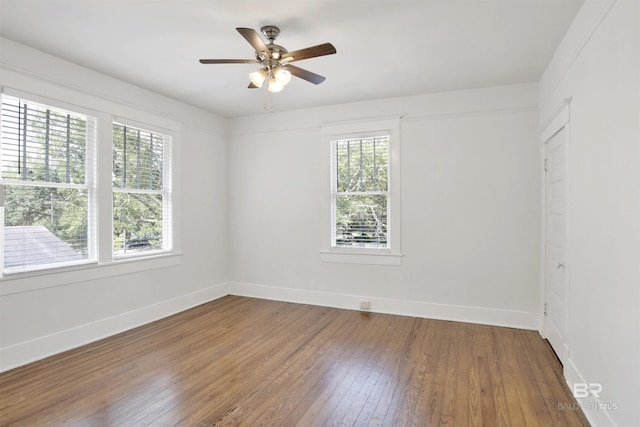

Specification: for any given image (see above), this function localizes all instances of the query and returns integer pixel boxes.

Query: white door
[544,127,567,364]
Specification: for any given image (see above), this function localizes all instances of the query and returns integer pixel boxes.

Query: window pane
[373,137,388,191]
[3,186,89,269]
[335,194,387,248]
[113,192,163,254]
[1,97,88,184]
[113,124,165,191]
[336,140,349,192]
[335,137,388,192]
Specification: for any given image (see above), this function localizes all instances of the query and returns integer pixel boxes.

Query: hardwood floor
[0,296,589,426]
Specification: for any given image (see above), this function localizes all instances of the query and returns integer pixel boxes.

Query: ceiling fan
[199,26,337,93]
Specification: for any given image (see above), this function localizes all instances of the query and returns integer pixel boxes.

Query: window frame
[321,117,402,265]
[0,92,99,274]
[0,86,181,290]
[330,133,391,250]
[111,119,174,260]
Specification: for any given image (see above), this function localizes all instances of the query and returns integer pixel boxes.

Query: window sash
[1,96,93,185]
[2,185,93,273]
[0,94,97,274]
[333,193,389,249]
[112,122,172,259]
[335,136,389,193]
[331,135,390,249]
[112,122,167,192]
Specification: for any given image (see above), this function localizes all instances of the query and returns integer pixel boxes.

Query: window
[0,89,178,281]
[333,135,389,248]
[112,122,172,257]
[0,95,97,273]
[321,117,402,265]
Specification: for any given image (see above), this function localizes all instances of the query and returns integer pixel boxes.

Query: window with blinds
[0,94,97,272]
[112,122,172,257]
[332,135,389,248]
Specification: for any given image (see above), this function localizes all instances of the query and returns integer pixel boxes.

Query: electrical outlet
[360,300,371,311]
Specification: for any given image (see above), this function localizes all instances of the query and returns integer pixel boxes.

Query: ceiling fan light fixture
[274,66,292,86]
[268,75,285,93]
[249,68,267,87]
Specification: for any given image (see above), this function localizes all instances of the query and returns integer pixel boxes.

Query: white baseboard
[228,281,539,330]
[564,358,619,427]
[0,282,229,373]
[1,280,539,373]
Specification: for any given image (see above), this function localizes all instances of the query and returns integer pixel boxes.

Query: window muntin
[332,135,390,249]
[112,123,172,257]
[0,95,97,273]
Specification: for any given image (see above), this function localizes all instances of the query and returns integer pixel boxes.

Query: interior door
[544,127,567,364]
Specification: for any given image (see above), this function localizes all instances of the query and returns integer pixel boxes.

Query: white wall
[0,39,229,371]
[0,39,543,371]
[6,9,634,425]
[228,83,542,329]
[539,1,640,426]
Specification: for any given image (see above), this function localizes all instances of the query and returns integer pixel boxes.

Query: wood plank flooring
[0,296,590,426]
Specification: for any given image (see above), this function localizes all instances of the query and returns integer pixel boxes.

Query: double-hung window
[333,135,389,248]
[0,94,97,273]
[0,89,177,280]
[322,117,402,265]
[112,122,172,257]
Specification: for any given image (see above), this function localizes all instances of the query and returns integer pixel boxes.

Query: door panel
[545,127,567,364]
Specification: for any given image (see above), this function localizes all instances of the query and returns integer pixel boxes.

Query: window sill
[320,251,403,266]
[0,252,182,296]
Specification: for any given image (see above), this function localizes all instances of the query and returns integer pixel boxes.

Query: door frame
[539,98,572,366]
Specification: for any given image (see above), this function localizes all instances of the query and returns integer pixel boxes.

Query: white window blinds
[332,135,389,248]
[0,94,97,273]
[112,122,172,257]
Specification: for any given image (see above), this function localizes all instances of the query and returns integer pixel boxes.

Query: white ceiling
[0,0,583,118]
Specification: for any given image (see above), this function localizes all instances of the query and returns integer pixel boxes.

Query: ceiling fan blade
[248,82,259,89]
[287,64,326,85]
[236,27,272,59]
[281,43,336,62]
[199,59,258,64]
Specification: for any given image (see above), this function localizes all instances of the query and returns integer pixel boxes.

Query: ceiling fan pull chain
[269,91,274,114]
[263,76,268,111]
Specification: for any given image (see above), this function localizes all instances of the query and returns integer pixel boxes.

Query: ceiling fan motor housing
[256,26,288,62]
[261,25,280,42]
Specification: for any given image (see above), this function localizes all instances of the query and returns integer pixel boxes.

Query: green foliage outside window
[0,97,171,269]
[112,123,167,254]
[1,98,92,267]
[334,136,389,248]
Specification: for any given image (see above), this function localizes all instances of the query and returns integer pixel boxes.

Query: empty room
[0,1,638,426]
